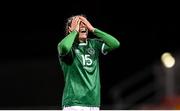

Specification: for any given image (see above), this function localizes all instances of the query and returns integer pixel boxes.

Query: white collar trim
[79,40,87,46]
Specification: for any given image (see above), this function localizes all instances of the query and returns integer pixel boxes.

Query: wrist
[90,27,95,32]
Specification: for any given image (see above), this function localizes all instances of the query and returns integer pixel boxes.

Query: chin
[79,37,87,40]
[79,35,87,39]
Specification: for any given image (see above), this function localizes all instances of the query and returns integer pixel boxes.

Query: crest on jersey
[87,48,95,55]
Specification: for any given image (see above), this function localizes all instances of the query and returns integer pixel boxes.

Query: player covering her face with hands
[57,14,120,111]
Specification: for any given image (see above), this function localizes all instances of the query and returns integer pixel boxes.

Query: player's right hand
[69,16,81,32]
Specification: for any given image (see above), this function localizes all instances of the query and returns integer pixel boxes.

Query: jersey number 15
[81,54,92,66]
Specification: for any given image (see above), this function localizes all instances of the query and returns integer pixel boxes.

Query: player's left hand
[79,16,95,32]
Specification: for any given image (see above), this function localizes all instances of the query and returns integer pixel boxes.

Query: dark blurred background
[0,0,180,110]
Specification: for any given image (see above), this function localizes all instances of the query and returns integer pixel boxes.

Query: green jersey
[59,38,106,107]
[57,28,120,107]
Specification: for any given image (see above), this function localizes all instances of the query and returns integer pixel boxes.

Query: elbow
[113,41,120,49]
[109,41,120,51]
[57,43,61,53]
[57,43,69,55]
[117,41,120,48]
